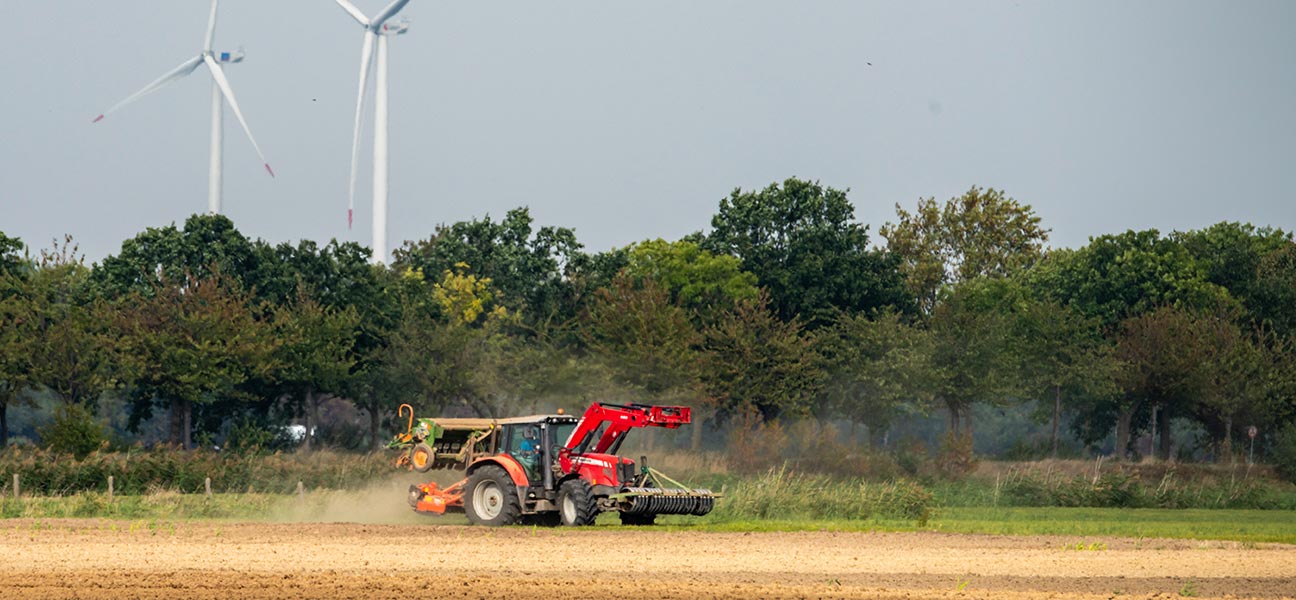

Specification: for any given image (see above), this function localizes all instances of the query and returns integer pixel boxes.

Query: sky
[1,0,1293,264]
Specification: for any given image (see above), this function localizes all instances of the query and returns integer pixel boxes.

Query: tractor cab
[493,415,580,485]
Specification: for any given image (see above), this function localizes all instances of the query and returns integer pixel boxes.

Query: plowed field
[1,520,1292,599]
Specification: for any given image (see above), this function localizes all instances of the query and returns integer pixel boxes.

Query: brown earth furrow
[0,520,1291,600]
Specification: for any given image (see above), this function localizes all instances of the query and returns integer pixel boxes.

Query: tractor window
[500,425,521,455]
[551,422,577,450]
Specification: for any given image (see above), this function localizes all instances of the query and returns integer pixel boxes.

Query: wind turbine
[337,0,412,265]
[93,0,273,216]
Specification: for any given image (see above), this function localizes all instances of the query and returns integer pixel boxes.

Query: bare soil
[0,520,1292,599]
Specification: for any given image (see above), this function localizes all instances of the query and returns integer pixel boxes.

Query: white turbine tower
[93,0,273,215]
[337,0,411,265]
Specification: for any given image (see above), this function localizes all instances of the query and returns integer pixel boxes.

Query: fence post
[297,481,305,501]
[11,474,17,499]
[108,476,114,502]
[205,477,212,498]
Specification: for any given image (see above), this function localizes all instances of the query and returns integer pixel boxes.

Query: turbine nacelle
[209,48,246,63]
[380,18,411,36]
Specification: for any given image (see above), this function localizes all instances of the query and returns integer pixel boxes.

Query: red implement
[409,480,465,514]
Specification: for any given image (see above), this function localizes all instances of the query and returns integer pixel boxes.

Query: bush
[38,404,107,459]
[0,447,391,496]
[725,412,788,475]
[936,431,978,479]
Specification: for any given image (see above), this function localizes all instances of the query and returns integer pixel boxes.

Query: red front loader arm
[564,403,691,454]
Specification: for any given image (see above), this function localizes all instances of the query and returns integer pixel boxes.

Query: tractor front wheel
[409,443,434,473]
[558,479,598,526]
[465,466,521,526]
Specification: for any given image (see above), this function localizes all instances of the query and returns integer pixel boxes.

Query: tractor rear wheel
[409,443,434,473]
[558,479,598,526]
[465,466,521,526]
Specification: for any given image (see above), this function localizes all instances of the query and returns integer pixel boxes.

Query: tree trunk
[169,397,185,447]
[304,390,317,453]
[1157,411,1172,461]
[182,399,192,450]
[947,403,961,436]
[1148,404,1159,459]
[1051,385,1061,459]
[1223,415,1234,464]
[1,401,8,449]
[369,399,381,453]
[1115,407,1134,460]
[690,407,706,452]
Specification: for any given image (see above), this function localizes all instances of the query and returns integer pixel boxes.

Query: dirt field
[0,520,1292,600]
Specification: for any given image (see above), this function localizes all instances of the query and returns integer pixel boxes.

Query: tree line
[1,178,1294,463]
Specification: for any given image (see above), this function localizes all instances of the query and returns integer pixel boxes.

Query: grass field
[4,490,1293,544]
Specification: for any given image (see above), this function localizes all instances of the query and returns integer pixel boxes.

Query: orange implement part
[412,480,466,515]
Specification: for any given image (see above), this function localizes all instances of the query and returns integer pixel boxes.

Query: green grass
[923,506,1296,544]
[3,492,1294,544]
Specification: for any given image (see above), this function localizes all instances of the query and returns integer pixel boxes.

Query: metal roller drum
[620,487,715,516]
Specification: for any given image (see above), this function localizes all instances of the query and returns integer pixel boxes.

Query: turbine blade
[372,0,412,27]
[203,0,219,51]
[93,55,203,122]
[346,31,376,229]
[334,0,370,27]
[203,54,274,177]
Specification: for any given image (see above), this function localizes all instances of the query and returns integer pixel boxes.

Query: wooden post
[108,476,114,502]
[205,477,212,498]
[12,473,17,499]
[297,481,305,500]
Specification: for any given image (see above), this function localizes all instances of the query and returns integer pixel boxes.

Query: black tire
[465,466,521,526]
[557,479,598,526]
[619,512,656,526]
[409,443,434,473]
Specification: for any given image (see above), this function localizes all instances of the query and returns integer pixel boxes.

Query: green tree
[269,287,360,452]
[1112,306,1217,459]
[1176,222,1291,330]
[701,292,823,421]
[24,241,119,408]
[117,272,275,447]
[882,186,1049,315]
[704,178,909,326]
[0,232,31,447]
[623,239,757,317]
[1015,296,1120,457]
[927,278,1021,438]
[392,208,583,330]
[818,310,936,446]
[1027,230,1233,330]
[1252,241,1296,336]
[93,214,260,297]
[583,273,702,404]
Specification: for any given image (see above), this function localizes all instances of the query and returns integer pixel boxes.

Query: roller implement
[389,402,718,526]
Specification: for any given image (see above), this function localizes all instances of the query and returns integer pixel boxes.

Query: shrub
[38,404,107,459]
[725,412,788,475]
[936,431,978,479]
[0,447,391,496]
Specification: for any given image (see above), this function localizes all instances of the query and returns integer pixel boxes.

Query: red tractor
[392,402,716,526]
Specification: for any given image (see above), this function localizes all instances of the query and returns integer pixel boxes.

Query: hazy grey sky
[2,1,1293,262]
